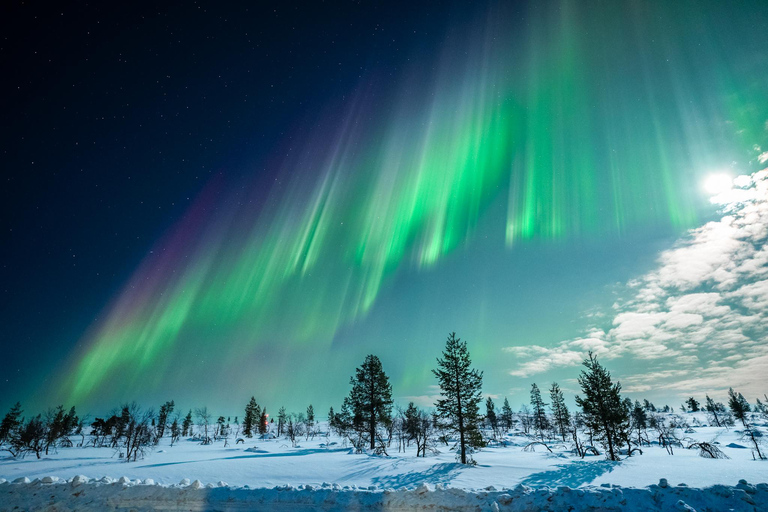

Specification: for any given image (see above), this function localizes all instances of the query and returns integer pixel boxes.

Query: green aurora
[55,0,768,412]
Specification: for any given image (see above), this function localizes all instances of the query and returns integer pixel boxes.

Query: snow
[1,476,766,511]
[1,415,766,510]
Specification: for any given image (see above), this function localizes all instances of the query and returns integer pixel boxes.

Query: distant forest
[2,333,766,464]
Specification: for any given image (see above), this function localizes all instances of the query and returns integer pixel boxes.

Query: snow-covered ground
[1,416,767,510]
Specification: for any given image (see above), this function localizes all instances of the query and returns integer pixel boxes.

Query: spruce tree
[157,400,174,439]
[346,354,393,450]
[433,332,484,465]
[728,388,751,427]
[243,397,260,437]
[704,394,723,427]
[182,410,193,437]
[549,382,571,442]
[574,352,629,461]
[327,407,335,434]
[259,408,268,435]
[0,402,23,446]
[306,405,315,432]
[277,407,287,437]
[485,397,498,434]
[501,397,514,432]
[404,402,420,443]
[530,384,550,440]
[630,400,647,446]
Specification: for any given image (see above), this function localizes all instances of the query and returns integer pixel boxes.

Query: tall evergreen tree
[346,354,393,450]
[433,332,484,465]
[575,352,629,461]
[549,382,571,442]
[530,384,550,440]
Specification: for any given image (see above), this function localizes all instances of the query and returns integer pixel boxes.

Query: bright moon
[704,173,733,195]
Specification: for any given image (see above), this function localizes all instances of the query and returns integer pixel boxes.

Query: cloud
[504,169,768,399]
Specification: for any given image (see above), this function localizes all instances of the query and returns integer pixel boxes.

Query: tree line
[1,332,766,463]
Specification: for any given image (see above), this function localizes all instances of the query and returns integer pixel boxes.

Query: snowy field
[1,415,767,510]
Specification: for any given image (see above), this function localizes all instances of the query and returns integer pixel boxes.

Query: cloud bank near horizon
[505,169,768,400]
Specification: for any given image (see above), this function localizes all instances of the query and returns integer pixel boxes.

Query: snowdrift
[1,476,766,511]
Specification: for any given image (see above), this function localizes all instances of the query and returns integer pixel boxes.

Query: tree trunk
[455,365,465,464]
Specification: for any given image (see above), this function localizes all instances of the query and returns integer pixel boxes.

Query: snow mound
[1,478,766,511]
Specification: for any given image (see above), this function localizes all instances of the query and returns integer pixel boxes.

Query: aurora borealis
[2,0,767,414]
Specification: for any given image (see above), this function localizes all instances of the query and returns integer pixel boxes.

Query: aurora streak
[55,0,768,411]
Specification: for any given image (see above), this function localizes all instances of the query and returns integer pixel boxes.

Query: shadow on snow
[521,460,620,488]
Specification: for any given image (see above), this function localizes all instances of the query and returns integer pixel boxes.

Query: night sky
[2,0,768,417]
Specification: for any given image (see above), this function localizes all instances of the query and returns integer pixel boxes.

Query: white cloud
[504,170,768,400]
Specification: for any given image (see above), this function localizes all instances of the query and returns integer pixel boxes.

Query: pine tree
[630,400,647,446]
[530,384,550,440]
[485,397,498,434]
[243,397,260,438]
[404,402,419,444]
[170,417,181,446]
[259,408,268,436]
[501,397,514,432]
[157,400,174,439]
[182,410,193,437]
[346,354,393,450]
[574,352,629,461]
[433,332,484,465]
[705,395,724,427]
[326,407,335,435]
[549,383,571,442]
[728,388,751,427]
[277,407,287,437]
[306,405,315,432]
[685,397,700,412]
[0,402,23,447]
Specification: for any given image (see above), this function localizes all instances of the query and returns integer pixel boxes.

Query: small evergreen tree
[705,395,725,427]
[685,397,700,412]
[575,352,629,461]
[306,404,315,438]
[728,388,751,427]
[259,408,269,436]
[169,417,181,446]
[549,383,571,442]
[277,407,287,437]
[433,332,484,465]
[0,402,23,451]
[485,397,498,436]
[530,384,550,440]
[346,354,393,450]
[630,400,647,446]
[501,397,514,432]
[327,407,335,435]
[404,402,420,445]
[157,400,175,439]
[182,410,193,437]
[243,397,260,438]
